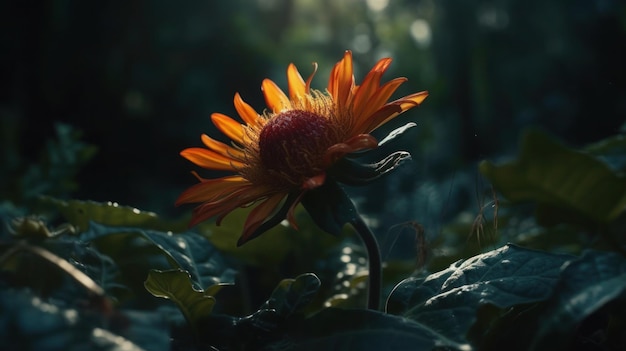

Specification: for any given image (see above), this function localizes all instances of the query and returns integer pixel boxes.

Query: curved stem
[351,215,382,311]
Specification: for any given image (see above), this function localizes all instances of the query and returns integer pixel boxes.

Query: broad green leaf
[204,205,345,267]
[81,222,236,290]
[40,197,187,232]
[585,134,626,171]
[479,129,626,223]
[269,308,470,351]
[221,274,323,346]
[144,269,216,328]
[261,273,321,318]
[530,250,626,350]
[387,244,573,344]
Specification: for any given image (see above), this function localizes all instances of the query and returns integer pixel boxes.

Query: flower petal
[239,193,286,244]
[262,79,291,113]
[305,63,318,93]
[351,78,408,134]
[175,175,248,205]
[328,51,355,111]
[351,58,393,117]
[180,147,244,171]
[233,93,261,127]
[287,63,306,100]
[365,91,429,132]
[211,113,245,144]
[323,134,378,167]
[201,134,245,159]
[188,185,274,227]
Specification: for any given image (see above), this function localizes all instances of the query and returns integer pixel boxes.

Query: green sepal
[301,179,357,236]
[331,151,412,186]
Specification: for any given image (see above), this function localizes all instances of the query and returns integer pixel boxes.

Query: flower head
[177,51,428,245]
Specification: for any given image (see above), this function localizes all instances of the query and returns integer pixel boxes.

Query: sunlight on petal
[262,79,291,112]
[211,113,245,144]
[180,148,244,171]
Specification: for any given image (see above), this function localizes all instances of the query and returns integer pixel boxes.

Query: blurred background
[1,0,625,233]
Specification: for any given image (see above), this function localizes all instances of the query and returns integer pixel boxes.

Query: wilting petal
[262,79,291,112]
[365,91,429,132]
[323,134,378,167]
[201,134,245,159]
[180,148,244,171]
[175,176,248,205]
[239,193,286,244]
[211,113,245,144]
[305,63,318,93]
[233,93,261,127]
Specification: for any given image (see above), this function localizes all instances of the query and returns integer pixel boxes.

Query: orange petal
[233,93,261,127]
[328,51,355,110]
[287,63,306,100]
[239,193,286,244]
[180,147,244,171]
[262,79,291,113]
[323,134,378,167]
[201,134,245,159]
[351,58,393,118]
[175,175,248,205]
[211,113,245,144]
[305,62,318,93]
[365,91,429,132]
[188,185,274,227]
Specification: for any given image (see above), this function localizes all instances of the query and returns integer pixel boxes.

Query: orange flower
[177,51,428,244]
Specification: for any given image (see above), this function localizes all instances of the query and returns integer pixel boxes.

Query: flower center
[259,110,333,183]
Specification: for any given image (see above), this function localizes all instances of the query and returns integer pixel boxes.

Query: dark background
[2,0,625,228]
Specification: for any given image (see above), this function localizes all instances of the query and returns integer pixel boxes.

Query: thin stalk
[351,215,382,311]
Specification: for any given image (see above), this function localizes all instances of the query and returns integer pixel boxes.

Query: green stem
[351,215,382,311]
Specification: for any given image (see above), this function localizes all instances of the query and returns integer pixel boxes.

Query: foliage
[1,127,626,350]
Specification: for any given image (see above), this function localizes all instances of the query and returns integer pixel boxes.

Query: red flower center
[259,110,334,182]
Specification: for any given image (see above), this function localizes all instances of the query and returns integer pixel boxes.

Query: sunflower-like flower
[177,51,428,245]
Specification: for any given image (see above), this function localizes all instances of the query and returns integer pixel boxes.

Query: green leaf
[261,273,321,318]
[270,308,470,351]
[585,134,626,171]
[479,129,626,223]
[203,204,346,268]
[144,269,216,328]
[530,250,626,350]
[40,197,186,232]
[81,222,236,290]
[300,180,357,236]
[387,244,573,344]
